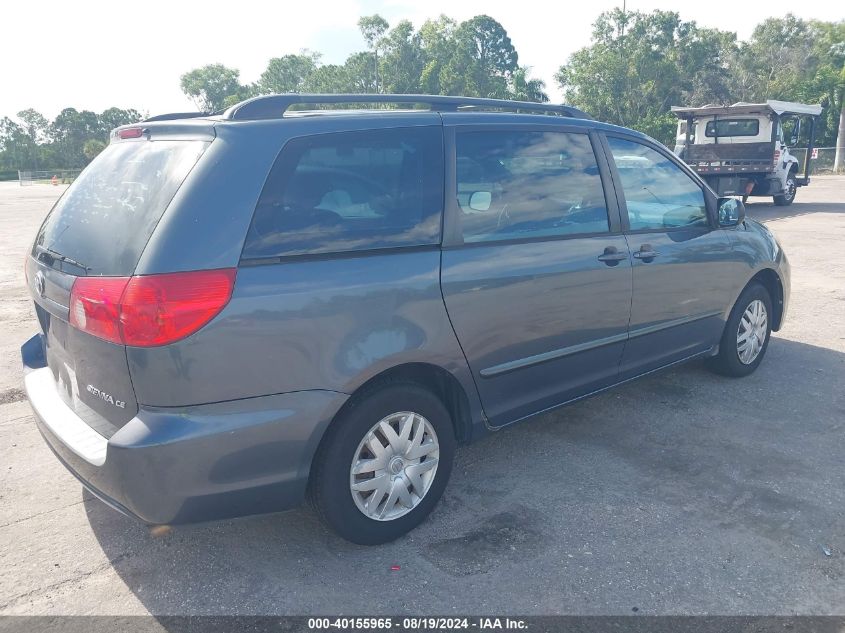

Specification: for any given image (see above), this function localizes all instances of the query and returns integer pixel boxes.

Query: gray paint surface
[441,235,633,426]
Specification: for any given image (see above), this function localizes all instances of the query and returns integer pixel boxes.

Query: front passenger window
[608,137,708,231]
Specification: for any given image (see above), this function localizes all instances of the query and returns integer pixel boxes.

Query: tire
[309,383,455,545]
[707,283,773,378]
[773,172,797,206]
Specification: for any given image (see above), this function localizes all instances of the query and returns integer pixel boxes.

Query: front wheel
[309,383,455,545]
[707,283,773,377]
[773,174,797,206]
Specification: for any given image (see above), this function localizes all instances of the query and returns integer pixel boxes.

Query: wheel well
[749,269,784,330]
[338,363,474,444]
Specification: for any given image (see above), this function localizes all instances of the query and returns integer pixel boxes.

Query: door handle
[597,247,628,266]
[633,245,660,261]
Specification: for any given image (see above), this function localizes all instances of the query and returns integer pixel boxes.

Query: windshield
[32,139,209,276]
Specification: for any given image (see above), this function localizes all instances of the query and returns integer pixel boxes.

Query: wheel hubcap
[737,299,768,365]
[350,411,440,521]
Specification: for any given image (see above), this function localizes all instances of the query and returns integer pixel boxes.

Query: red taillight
[773,149,781,167]
[69,269,236,347]
[120,269,236,346]
[118,127,144,139]
[69,277,130,344]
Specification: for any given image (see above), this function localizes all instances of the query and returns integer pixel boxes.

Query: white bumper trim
[24,367,108,466]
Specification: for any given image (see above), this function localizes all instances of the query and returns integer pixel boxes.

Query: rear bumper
[22,335,348,525]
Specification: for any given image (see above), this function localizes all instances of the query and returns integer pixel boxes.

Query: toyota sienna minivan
[22,94,790,544]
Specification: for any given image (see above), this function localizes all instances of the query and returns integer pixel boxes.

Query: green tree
[98,107,142,137]
[732,15,814,102]
[341,52,378,93]
[556,9,735,144]
[358,14,389,93]
[0,117,30,171]
[380,20,424,94]
[810,22,845,169]
[510,67,548,102]
[418,15,458,94]
[731,16,844,151]
[83,138,106,162]
[14,109,49,169]
[180,64,246,111]
[17,109,49,143]
[306,64,353,93]
[50,108,100,168]
[259,51,321,93]
[440,15,519,98]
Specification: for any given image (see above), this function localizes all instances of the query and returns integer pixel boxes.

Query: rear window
[705,119,760,138]
[242,126,443,259]
[32,139,208,276]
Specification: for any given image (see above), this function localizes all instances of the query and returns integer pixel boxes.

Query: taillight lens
[121,269,236,346]
[70,277,130,344]
[68,269,236,347]
[773,149,781,167]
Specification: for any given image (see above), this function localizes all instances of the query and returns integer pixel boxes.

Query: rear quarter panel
[126,250,481,418]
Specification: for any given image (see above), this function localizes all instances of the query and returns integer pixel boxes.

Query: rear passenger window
[455,131,609,243]
[607,137,708,230]
[242,127,443,258]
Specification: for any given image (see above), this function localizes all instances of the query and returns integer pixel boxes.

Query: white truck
[671,100,822,206]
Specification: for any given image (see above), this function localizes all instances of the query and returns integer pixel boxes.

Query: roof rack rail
[144,111,211,122]
[222,94,591,121]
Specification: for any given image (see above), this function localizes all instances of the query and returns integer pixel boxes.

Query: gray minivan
[22,94,790,544]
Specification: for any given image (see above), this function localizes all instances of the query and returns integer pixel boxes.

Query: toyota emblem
[34,271,46,298]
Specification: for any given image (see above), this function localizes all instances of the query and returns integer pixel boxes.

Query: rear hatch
[25,129,211,436]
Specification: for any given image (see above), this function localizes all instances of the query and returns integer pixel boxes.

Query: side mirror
[718,197,745,227]
[468,191,492,211]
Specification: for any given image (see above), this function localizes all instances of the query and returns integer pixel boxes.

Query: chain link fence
[789,147,842,174]
[17,170,81,186]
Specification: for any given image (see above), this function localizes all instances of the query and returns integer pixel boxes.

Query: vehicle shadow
[745,201,845,223]
[85,336,845,615]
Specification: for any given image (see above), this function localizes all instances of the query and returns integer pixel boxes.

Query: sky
[2,0,842,121]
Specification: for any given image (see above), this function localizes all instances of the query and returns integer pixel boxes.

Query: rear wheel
[309,383,455,545]
[707,283,773,377]
[773,173,797,206]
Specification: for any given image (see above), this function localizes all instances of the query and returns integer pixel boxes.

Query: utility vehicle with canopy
[672,100,822,206]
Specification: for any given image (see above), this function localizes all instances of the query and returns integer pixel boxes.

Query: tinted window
[608,137,708,230]
[455,131,609,243]
[705,119,760,137]
[33,140,209,276]
[242,127,443,258]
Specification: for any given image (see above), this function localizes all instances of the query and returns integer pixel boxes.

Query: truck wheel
[773,173,797,206]
[309,383,455,545]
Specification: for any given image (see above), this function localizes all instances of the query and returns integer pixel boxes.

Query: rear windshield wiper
[35,245,90,273]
